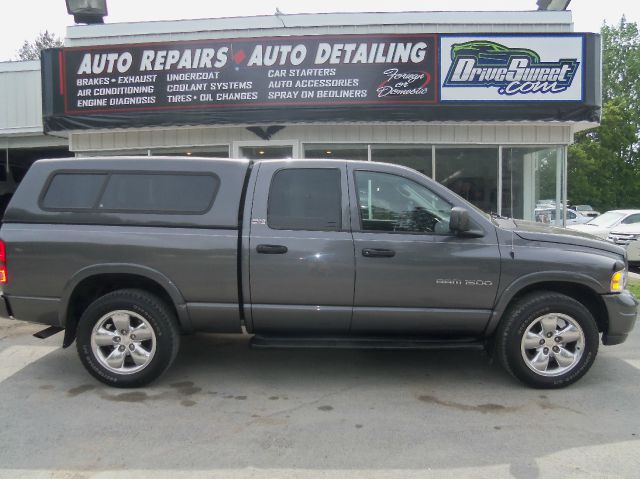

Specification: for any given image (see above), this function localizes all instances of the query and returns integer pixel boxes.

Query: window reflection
[503,147,560,222]
[355,171,452,234]
[304,144,368,161]
[371,145,432,177]
[435,148,498,213]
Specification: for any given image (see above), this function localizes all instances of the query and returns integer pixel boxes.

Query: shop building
[11,10,603,222]
[0,61,69,212]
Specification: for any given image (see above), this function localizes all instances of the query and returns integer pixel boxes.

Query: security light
[65,0,108,24]
[537,0,571,11]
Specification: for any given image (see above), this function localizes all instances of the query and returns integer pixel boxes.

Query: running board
[33,326,64,339]
[250,335,485,351]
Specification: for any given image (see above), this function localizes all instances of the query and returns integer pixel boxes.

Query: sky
[1,0,639,61]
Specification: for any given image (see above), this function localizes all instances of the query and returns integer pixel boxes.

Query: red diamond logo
[234,49,246,65]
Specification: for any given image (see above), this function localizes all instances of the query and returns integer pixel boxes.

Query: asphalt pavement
[0,316,639,478]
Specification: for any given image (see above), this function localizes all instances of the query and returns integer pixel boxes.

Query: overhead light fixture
[326,150,332,155]
[186,152,192,156]
[536,0,571,11]
[258,150,265,155]
[65,0,108,24]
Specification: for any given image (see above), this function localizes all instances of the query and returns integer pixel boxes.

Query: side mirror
[449,207,470,234]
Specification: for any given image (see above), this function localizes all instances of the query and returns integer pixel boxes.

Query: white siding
[0,62,68,149]
[69,123,574,153]
[0,134,68,149]
[65,11,574,48]
[0,62,43,135]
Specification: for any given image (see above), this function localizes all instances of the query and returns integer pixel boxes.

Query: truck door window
[355,171,452,234]
[267,168,341,231]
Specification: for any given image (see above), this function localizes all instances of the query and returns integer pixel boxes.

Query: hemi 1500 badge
[436,279,494,287]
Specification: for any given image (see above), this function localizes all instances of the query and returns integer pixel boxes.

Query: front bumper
[601,291,638,345]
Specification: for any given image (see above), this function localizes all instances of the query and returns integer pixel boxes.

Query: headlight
[611,269,628,292]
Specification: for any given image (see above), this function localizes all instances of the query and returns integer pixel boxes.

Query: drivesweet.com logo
[443,40,580,96]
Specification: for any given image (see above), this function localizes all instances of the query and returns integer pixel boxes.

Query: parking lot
[0,316,639,479]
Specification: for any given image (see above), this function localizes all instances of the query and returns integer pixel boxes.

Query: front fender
[485,270,606,336]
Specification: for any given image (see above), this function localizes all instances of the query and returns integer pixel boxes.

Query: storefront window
[82,146,230,158]
[371,145,432,177]
[155,146,229,158]
[304,144,368,161]
[81,150,148,157]
[502,147,560,222]
[240,145,291,159]
[435,147,498,213]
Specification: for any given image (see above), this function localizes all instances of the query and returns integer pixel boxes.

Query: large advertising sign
[41,33,600,131]
[58,34,437,114]
[440,35,584,102]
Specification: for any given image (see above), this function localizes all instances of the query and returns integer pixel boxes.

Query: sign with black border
[58,34,438,116]
[40,32,601,132]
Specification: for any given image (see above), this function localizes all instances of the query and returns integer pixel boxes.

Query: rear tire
[76,289,180,388]
[495,291,599,389]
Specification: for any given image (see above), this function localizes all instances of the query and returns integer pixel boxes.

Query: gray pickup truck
[0,157,636,389]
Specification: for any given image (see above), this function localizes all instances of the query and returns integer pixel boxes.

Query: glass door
[233,141,298,160]
[240,145,292,159]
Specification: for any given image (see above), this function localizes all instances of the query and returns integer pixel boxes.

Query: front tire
[76,289,180,388]
[495,291,599,389]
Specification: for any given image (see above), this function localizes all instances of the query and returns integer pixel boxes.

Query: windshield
[575,205,593,211]
[587,211,624,227]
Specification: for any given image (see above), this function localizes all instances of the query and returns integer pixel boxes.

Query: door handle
[362,248,396,258]
[256,244,288,254]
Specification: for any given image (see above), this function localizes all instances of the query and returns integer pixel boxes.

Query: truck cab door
[247,161,355,334]
[347,164,500,336]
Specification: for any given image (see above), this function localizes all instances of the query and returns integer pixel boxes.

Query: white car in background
[568,209,640,239]
[608,224,640,265]
[570,204,600,218]
[534,207,592,225]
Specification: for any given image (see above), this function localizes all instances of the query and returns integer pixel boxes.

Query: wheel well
[504,282,608,333]
[63,273,180,347]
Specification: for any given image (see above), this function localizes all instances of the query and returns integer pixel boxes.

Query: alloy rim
[520,313,585,377]
[90,310,157,375]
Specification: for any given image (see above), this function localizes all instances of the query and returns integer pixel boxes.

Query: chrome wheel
[90,310,157,375]
[520,313,585,377]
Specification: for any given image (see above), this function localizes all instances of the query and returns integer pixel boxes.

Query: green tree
[569,99,638,210]
[568,17,640,211]
[602,18,640,112]
[16,31,63,61]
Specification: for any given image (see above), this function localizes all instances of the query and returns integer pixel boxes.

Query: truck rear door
[247,161,355,334]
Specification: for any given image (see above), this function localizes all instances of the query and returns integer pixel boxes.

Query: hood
[566,223,610,239]
[502,219,625,256]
